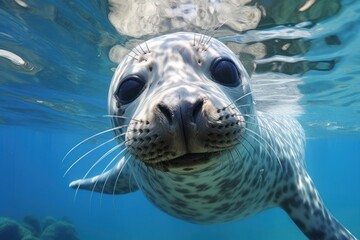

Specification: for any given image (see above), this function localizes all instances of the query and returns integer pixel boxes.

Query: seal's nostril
[192,99,204,123]
[157,103,173,125]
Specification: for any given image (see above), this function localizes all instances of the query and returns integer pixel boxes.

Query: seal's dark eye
[115,75,145,104]
[210,57,241,87]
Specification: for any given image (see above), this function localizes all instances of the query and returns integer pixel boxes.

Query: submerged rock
[0,217,32,240]
[22,236,40,240]
[23,215,41,237]
[41,221,79,240]
[0,216,79,240]
[0,217,22,240]
[42,216,57,230]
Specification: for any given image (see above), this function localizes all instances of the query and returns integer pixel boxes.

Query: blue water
[1,1,359,239]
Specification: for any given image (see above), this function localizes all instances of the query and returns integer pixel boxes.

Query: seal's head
[108,32,255,172]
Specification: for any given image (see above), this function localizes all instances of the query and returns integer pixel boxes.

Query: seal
[68,32,356,239]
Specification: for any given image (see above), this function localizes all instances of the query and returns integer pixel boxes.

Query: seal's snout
[190,98,204,124]
[125,86,246,170]
[156,97,204,126]
[156,103,173,125]
[153,91,211,140]
[153,92,208,152]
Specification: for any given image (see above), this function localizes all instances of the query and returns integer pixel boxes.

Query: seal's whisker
[244,127,282,169]
[243,131,274,164]
[74,143,123,200]
[207,20,229,39]
[83,142,125,187]
[241,112,285,120]
[204,20,229,51]
[228,150,236,169]
[128,53,140,61]
[142,161,164,191]
[202,25,219,51]
[231,147,242,163]
[226,91,253,109]
[199,26,211,46]
[99,147,130,195]
[204,31,215,46]
[112,155,133,207]
[63,125,128,163]
[199,28,207,44]
[81,143,123,181]
[97,148,130,205]
[235,146,248,170]
[130,159,143,193]
[197,33,203,47]
[221,150,230,171]
[128,164,135,193]
[238,113,267,123]
[95,149,127,205]
[102,115,145,124]
[100,147,130,201]
[235,103,252,108]
[194,33,201,46]
[146,167,157,192]
[129,47,139,56]
[102,114,129,119]
[149,165,165,194]
[196,33,207,48]
[63,132,127,177]
[133,45,142,55]
[137,41,147,55]
[144,40,151,54]
[203,29,218,51]
[234,116,262,129]
[240,113,295,135]
[238,136,257,164]
[240,119,294,150]
[203,39,213,52]
[232,91,253,104]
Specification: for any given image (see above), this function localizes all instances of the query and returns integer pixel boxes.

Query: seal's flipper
[281,171,356,240]
[69,157,138,194]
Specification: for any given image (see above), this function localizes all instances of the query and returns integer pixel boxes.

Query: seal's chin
[145,152,220,172]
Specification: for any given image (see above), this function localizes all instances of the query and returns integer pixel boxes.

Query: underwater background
[0,0,359,239]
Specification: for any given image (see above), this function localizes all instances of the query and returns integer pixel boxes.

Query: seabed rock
[41,221,79,240]
[23,215,41,237]
[0,216,79,240]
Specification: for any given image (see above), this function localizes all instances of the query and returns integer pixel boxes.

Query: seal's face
[108,32,254,172]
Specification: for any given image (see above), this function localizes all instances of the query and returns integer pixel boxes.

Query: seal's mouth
[145,152,219,171]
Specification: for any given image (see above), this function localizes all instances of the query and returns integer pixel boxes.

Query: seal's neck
[280,171,355,240]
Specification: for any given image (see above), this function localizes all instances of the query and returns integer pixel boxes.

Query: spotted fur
[70,32,356,239]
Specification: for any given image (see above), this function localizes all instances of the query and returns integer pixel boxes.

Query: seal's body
[69,32,356,239]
